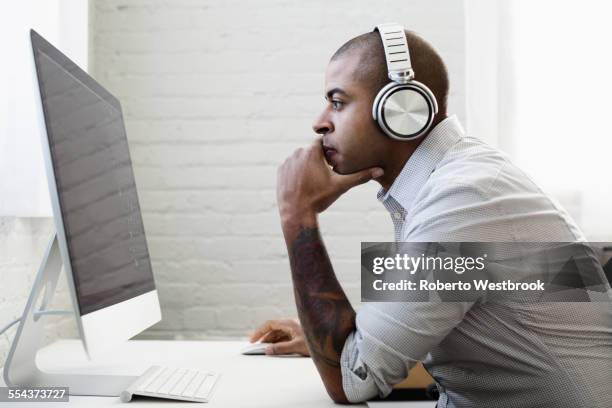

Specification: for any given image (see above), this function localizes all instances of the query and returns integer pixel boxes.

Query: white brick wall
[91,0,466,339]
[0,0,467,362]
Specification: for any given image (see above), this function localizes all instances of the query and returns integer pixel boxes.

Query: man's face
[312,53,388,175]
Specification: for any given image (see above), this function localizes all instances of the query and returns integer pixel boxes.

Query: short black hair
[331,30,449,114]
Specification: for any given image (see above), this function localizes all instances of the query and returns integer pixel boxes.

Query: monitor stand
[2,232,139,396]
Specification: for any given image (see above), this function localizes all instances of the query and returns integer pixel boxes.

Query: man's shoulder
[422,136,513,198]
[403,136,583,241]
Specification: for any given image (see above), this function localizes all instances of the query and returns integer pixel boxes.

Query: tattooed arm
[289,223,355,403]
[276,140,383,403]
[285,221,356,403]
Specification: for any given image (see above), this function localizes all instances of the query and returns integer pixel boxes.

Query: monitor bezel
[30,29,161,359]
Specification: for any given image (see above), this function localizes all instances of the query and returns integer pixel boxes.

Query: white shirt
[340,115,612,407]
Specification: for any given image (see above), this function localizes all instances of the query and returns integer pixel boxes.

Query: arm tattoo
[288,226,356,403]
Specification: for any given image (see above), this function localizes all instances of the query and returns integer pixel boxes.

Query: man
[251,27,612,407]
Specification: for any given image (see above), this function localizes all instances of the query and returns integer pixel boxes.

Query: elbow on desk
[320,376,352,405]
[326,385,378,405]
[321,374,380,405]
[326,389,351,405]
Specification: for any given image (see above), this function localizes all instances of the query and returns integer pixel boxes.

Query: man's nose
[312,113,333,135]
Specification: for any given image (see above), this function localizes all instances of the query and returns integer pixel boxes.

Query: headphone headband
[374,23,414,84]
[372,23,438,141]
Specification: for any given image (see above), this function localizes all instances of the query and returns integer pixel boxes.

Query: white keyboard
[121,365,220,403]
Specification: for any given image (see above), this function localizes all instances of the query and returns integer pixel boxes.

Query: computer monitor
[29,29,161,358]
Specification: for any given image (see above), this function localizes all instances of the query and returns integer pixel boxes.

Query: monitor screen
[31,31,156,316]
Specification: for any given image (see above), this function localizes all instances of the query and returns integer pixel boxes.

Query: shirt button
[394,212,402,220]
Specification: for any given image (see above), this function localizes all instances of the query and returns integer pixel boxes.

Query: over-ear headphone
[372,23,438,141]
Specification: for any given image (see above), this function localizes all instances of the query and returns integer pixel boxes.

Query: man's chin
[333,163,379,177]
[331,165,353,175]
[330,164,345,174]
[326,159,342,174]
[328,158,364,175]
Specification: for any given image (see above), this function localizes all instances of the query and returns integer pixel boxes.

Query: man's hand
[249,319,310,356]
[277,139,383,231]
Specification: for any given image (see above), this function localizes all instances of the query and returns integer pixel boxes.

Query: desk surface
[1,339,434,407]
[2,339,336,407]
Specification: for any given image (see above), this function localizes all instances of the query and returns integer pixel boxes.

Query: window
[0,0,88,216]
[466,0,612,240]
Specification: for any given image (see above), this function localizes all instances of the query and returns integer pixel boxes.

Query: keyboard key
[182,371,209,397]
[146,367,176,393]
[135,366,163,392]
[169,370,198,396]
[194,374,217,399]
[158,368,187,395]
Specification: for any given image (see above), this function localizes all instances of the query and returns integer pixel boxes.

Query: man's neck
[376,142,420,190]
[376,113,448,191]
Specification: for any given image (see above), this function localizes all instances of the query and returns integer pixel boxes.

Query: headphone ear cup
[373,81,438,141]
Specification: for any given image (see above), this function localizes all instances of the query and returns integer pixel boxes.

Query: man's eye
[331,100,344,110]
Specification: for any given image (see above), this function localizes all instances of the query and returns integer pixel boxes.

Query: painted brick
[1,0,467,358]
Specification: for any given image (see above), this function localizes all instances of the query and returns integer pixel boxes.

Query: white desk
[1,339,435,407]
[1,339,340,407]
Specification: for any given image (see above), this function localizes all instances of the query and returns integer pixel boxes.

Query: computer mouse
[240,342,270,355]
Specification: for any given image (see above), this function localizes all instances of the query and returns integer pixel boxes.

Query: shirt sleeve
[340,301,473,402]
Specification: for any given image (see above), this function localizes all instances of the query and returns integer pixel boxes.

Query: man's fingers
[333,167,384,191]
[309,138,327,160]
[260,331,278,343]
[250,319,294,342]
[265,339,300,356]
[250,320,277,342]
[311,137,324,149]
[261,330,290,343]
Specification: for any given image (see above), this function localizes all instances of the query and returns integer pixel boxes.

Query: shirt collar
[377,115,465,217]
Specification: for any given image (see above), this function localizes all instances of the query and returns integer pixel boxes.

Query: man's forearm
[274,140,381,402]
[283,214,356,403]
